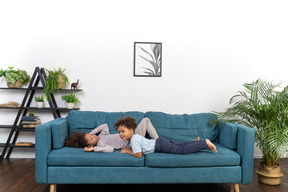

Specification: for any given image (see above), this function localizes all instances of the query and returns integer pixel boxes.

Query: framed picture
[134,42,162,77]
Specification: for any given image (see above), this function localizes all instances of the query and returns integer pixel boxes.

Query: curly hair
[114,116,137,131]
[64,132,88,148]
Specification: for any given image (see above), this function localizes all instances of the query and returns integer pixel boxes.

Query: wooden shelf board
[0,87,82,91]
[0,125,14,128]
[0,143,35,148]
[0,106,79,111]
[0,125,38,131]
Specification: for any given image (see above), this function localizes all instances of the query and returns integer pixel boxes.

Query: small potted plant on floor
[210,79,288,185]
[61,94,79,109]
[0,66,31,88]
[34,95,45,108]
[44,68,69,102]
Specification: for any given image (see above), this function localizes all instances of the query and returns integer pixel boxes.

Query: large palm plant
[211,79,288,167]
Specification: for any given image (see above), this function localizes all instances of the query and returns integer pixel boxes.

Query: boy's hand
[121,146,142,158]
[120,146,131,154]
[84,146,94,152]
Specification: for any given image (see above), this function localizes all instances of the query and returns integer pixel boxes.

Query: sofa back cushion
[145,112,219,142]
[67,110,145,134]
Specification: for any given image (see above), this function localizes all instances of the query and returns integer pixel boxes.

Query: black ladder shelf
[0,67,81,161]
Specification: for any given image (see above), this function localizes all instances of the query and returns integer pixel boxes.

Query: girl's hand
[84,146,94,152]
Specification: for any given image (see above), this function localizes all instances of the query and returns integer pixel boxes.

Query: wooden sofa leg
[50,184,57,192]
[230,183,239,192]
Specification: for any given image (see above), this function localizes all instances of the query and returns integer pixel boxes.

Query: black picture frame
[134,42,162,77]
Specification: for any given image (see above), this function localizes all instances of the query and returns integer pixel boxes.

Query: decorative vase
[7,81,23,88]
[57,75,65,89]
[256,162,284,185]
[36,102,44,108]
[66,103,74,109]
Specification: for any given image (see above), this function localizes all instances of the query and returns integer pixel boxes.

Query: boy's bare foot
[194,137,200,141]
[205,139,217,152]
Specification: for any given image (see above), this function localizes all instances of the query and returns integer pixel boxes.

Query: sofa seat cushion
[47,147,144,167]
[145,143,240,167]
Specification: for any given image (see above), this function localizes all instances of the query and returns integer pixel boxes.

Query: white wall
[1,0,288,158]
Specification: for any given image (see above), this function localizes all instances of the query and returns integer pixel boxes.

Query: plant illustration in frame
[134,42,162,77]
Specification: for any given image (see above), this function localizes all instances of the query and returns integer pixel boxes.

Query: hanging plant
[44,68,69,102]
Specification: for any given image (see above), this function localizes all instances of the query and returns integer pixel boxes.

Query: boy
[114,116,217,158]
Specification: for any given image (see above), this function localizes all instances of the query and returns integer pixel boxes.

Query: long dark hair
[64,132,88,148]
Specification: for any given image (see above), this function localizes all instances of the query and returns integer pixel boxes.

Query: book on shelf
[22,124,40,128]
[20,116,41,127]
[15,142,33,146]
[21,116,39,121]
[21,120,41,125]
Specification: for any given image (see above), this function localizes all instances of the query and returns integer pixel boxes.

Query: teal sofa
[35,110,255,192]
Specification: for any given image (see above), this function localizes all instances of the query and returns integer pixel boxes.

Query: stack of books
[21,116,41,128]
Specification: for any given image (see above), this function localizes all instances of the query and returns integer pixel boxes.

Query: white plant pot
[36,102,44,108]
[66,103,74,109]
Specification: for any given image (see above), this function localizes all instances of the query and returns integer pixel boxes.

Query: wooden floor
[0,158,287,192]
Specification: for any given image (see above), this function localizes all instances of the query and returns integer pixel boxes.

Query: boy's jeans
[154,137,208,154]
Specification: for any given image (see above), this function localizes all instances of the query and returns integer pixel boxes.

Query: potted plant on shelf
[34,95,45,108]
[210,79,288,185]
[0,66,31,88]
[44,68,69,102]
[61,94,79,109]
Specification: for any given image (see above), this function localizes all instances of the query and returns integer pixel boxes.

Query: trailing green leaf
[44,68,69,102]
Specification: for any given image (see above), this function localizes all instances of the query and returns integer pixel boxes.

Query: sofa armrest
[51,118,68,149]
[219,122,255,184]
[236,124,255,184]
[35,118,65,183]
[219,122,238,149]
